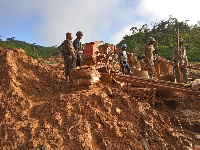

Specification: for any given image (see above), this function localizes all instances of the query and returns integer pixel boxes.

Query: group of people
[119,37,156,78]
[60,31,188,84]
[119,37,188,83]
[59,31,83,82]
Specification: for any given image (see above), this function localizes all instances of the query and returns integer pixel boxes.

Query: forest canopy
[0,37,59,58]
[117,15,200,62]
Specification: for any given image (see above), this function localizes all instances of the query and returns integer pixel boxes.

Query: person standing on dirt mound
[73,31,83,67]
[119,44,132,75]
[172,38,188,83]
[142,37,156,78]
[60,32,76,83]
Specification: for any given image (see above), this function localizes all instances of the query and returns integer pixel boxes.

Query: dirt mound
[0,47,199,149]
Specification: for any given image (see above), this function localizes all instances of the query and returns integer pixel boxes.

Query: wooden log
[114,75,200,96]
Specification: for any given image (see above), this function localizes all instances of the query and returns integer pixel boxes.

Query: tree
[118,15,200,62]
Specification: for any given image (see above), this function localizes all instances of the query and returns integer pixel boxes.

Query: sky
[0,0,200,46]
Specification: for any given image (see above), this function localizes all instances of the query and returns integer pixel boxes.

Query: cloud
[109,21,145,44]
[1,0,140,46]
[110,0,200,45]
[136,0,200,25]
[1,0,199,46]
[35,0,125,46]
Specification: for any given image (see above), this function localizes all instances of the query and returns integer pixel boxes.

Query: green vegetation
[0,37,59,58]
[118,15,200,62]
[1,15,199,62]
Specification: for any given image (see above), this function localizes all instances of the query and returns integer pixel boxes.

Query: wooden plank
[114,75,200,96]
[158,60,200,71]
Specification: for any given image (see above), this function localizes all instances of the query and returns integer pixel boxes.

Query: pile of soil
[0,47,199,149]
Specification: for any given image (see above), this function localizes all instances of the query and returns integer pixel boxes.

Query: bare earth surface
[0,47,200,149]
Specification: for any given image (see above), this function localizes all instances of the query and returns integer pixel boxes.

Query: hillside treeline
[118,15,200,62]
[0,37,59,58]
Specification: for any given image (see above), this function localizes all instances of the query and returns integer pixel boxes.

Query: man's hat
[121,44,127,48]
[105,43,110,47]
[149,37,156,42]
[66,32,72,37]
[179,38,183,41]
[76,31,83,36]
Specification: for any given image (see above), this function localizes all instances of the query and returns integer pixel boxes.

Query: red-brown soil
[0,47,200,149]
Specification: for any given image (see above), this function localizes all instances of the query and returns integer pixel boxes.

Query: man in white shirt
[119,44,132,75]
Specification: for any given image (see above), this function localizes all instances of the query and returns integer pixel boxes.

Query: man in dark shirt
[73,31,83,67]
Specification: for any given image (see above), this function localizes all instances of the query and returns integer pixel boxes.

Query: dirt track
[0,47,200,149]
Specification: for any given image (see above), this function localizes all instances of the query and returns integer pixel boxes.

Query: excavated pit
[0,47,200,149]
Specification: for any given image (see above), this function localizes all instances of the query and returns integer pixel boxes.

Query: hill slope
[0,47,199,149]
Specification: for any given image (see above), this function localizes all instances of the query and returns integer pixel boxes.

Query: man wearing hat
[73,31,83,67]
[59,32,76,82]
[119,44,132,75]
[142,37,156,78]
[172,38,188,83]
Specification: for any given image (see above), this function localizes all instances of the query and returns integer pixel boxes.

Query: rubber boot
[122,68,125,75]
[129,71,133,76]
[66,75,70,83]
[175,75,179,83]
[183,74,188,84]
[149,73,153,79]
